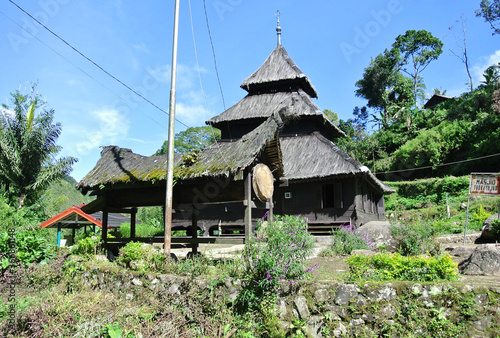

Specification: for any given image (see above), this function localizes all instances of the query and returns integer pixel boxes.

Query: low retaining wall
[77,264,500,337]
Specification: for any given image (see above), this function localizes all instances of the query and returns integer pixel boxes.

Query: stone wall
[78,264,500,337]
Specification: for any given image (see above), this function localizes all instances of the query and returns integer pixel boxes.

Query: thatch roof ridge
[208,89,318,124]
[177,110,284,179]
[76,146,177,192]
[207,89,345,138]
[280,132,393,194]
[77,111,285,193]
[240,45,318,98]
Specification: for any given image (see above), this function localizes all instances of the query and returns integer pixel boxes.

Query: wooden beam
[105,236,245,245]
[102,210,109,244]
[191,204,198,254]
[244,169,252,241]
[130,207,137,240]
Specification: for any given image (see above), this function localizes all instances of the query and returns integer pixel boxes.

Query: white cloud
[133,42,150,54]
[146,64,208,90]
[176,102,209,126]
[74,108,130,155]
[472,50,500,85]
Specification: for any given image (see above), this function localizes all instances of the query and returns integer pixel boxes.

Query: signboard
[469,173,500,195]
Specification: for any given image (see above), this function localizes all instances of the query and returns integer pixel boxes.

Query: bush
[0,228,56,272]
[119,222,163,238]
[471,205,491,225]
[391,221,440,256]
[71,236,101,256]
[326,223,372,255]
[237,215,315,313]
[116,242,167,273]
[491,219,500,234]
[345,252,459,282]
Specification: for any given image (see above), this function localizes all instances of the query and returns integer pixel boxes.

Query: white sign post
[463,173,500,244]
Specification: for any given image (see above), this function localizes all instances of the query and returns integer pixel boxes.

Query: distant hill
[39,175,93,217]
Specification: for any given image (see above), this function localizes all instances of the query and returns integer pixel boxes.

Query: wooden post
[102,210,109,244]
[130,208,137,239]
[72,226,76,246]
[244,169,252,241]
[268,196,273,223]
[191,204,198,255]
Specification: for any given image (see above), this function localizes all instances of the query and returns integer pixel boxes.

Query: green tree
[355,49,414,127]
[476,0,500,35]
[0,85,77,209]
[155,126,221,155]
[392,30,444,104]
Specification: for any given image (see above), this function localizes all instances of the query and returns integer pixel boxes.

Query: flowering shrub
[236,215,315,313]
[329,223,372,255]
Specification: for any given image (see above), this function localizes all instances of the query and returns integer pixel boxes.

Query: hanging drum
[252,163,274,202]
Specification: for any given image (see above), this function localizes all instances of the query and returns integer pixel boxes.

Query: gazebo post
[57,223,62,247]
[102,209,108,244]
[72,225,76,246]
[191,204,198,255]
[244,169,252,241]
[130,207,137,240]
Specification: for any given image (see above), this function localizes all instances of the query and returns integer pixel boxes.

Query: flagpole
[164,0,180,256]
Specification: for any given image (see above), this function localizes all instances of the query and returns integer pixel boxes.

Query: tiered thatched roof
[280,132,394,193]
[240,45,318,98]
[207,45,344,138]
[77,112,284,194]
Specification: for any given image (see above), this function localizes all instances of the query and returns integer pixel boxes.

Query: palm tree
[0,85,77,209]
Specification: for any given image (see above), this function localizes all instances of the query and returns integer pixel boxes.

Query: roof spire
[276,10,282,46]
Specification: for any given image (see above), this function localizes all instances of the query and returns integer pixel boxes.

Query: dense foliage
[336,63,500,179]
[237,215,315,314]
[476,0,500,35]
[154,126,221,155]
[0,85,77,208]
[345,252,459,282]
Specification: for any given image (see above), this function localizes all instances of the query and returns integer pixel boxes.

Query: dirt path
[182,233,500,287]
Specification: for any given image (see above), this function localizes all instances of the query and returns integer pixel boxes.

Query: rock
[314,289,329,303]
[334,284,359,305]
[349,318,365,326]
[131,278,143,286]
[168,283,181,295]
[459,244,500,276]
[475,214,500,244]
[333,323,347,337]
[379,304,396,318]
[351,249,376,256]
[276,299,288,320]
[293,296,310,320]
[447,246,475,259]
[357,221,396,252]
[366,286,396,302]
[306,315,324,338]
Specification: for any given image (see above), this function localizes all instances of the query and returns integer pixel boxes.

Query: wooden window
[323,183,342,209]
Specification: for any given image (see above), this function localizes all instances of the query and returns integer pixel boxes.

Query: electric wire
[0,8,166,131]
[374,152,500,175]
[188,0,230,168]
[202,0,226,111]
[7,0,189,128]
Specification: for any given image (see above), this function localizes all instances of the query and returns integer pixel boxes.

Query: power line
[0,9,167,131]
[7,0,189,128]
[202,0,226,111]
[374,152,500,175]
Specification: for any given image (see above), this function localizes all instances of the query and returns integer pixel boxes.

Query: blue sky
[1,0,499,181]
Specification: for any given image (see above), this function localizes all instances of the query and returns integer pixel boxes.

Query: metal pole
[463,195,470,245]
[164,0,180,256]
